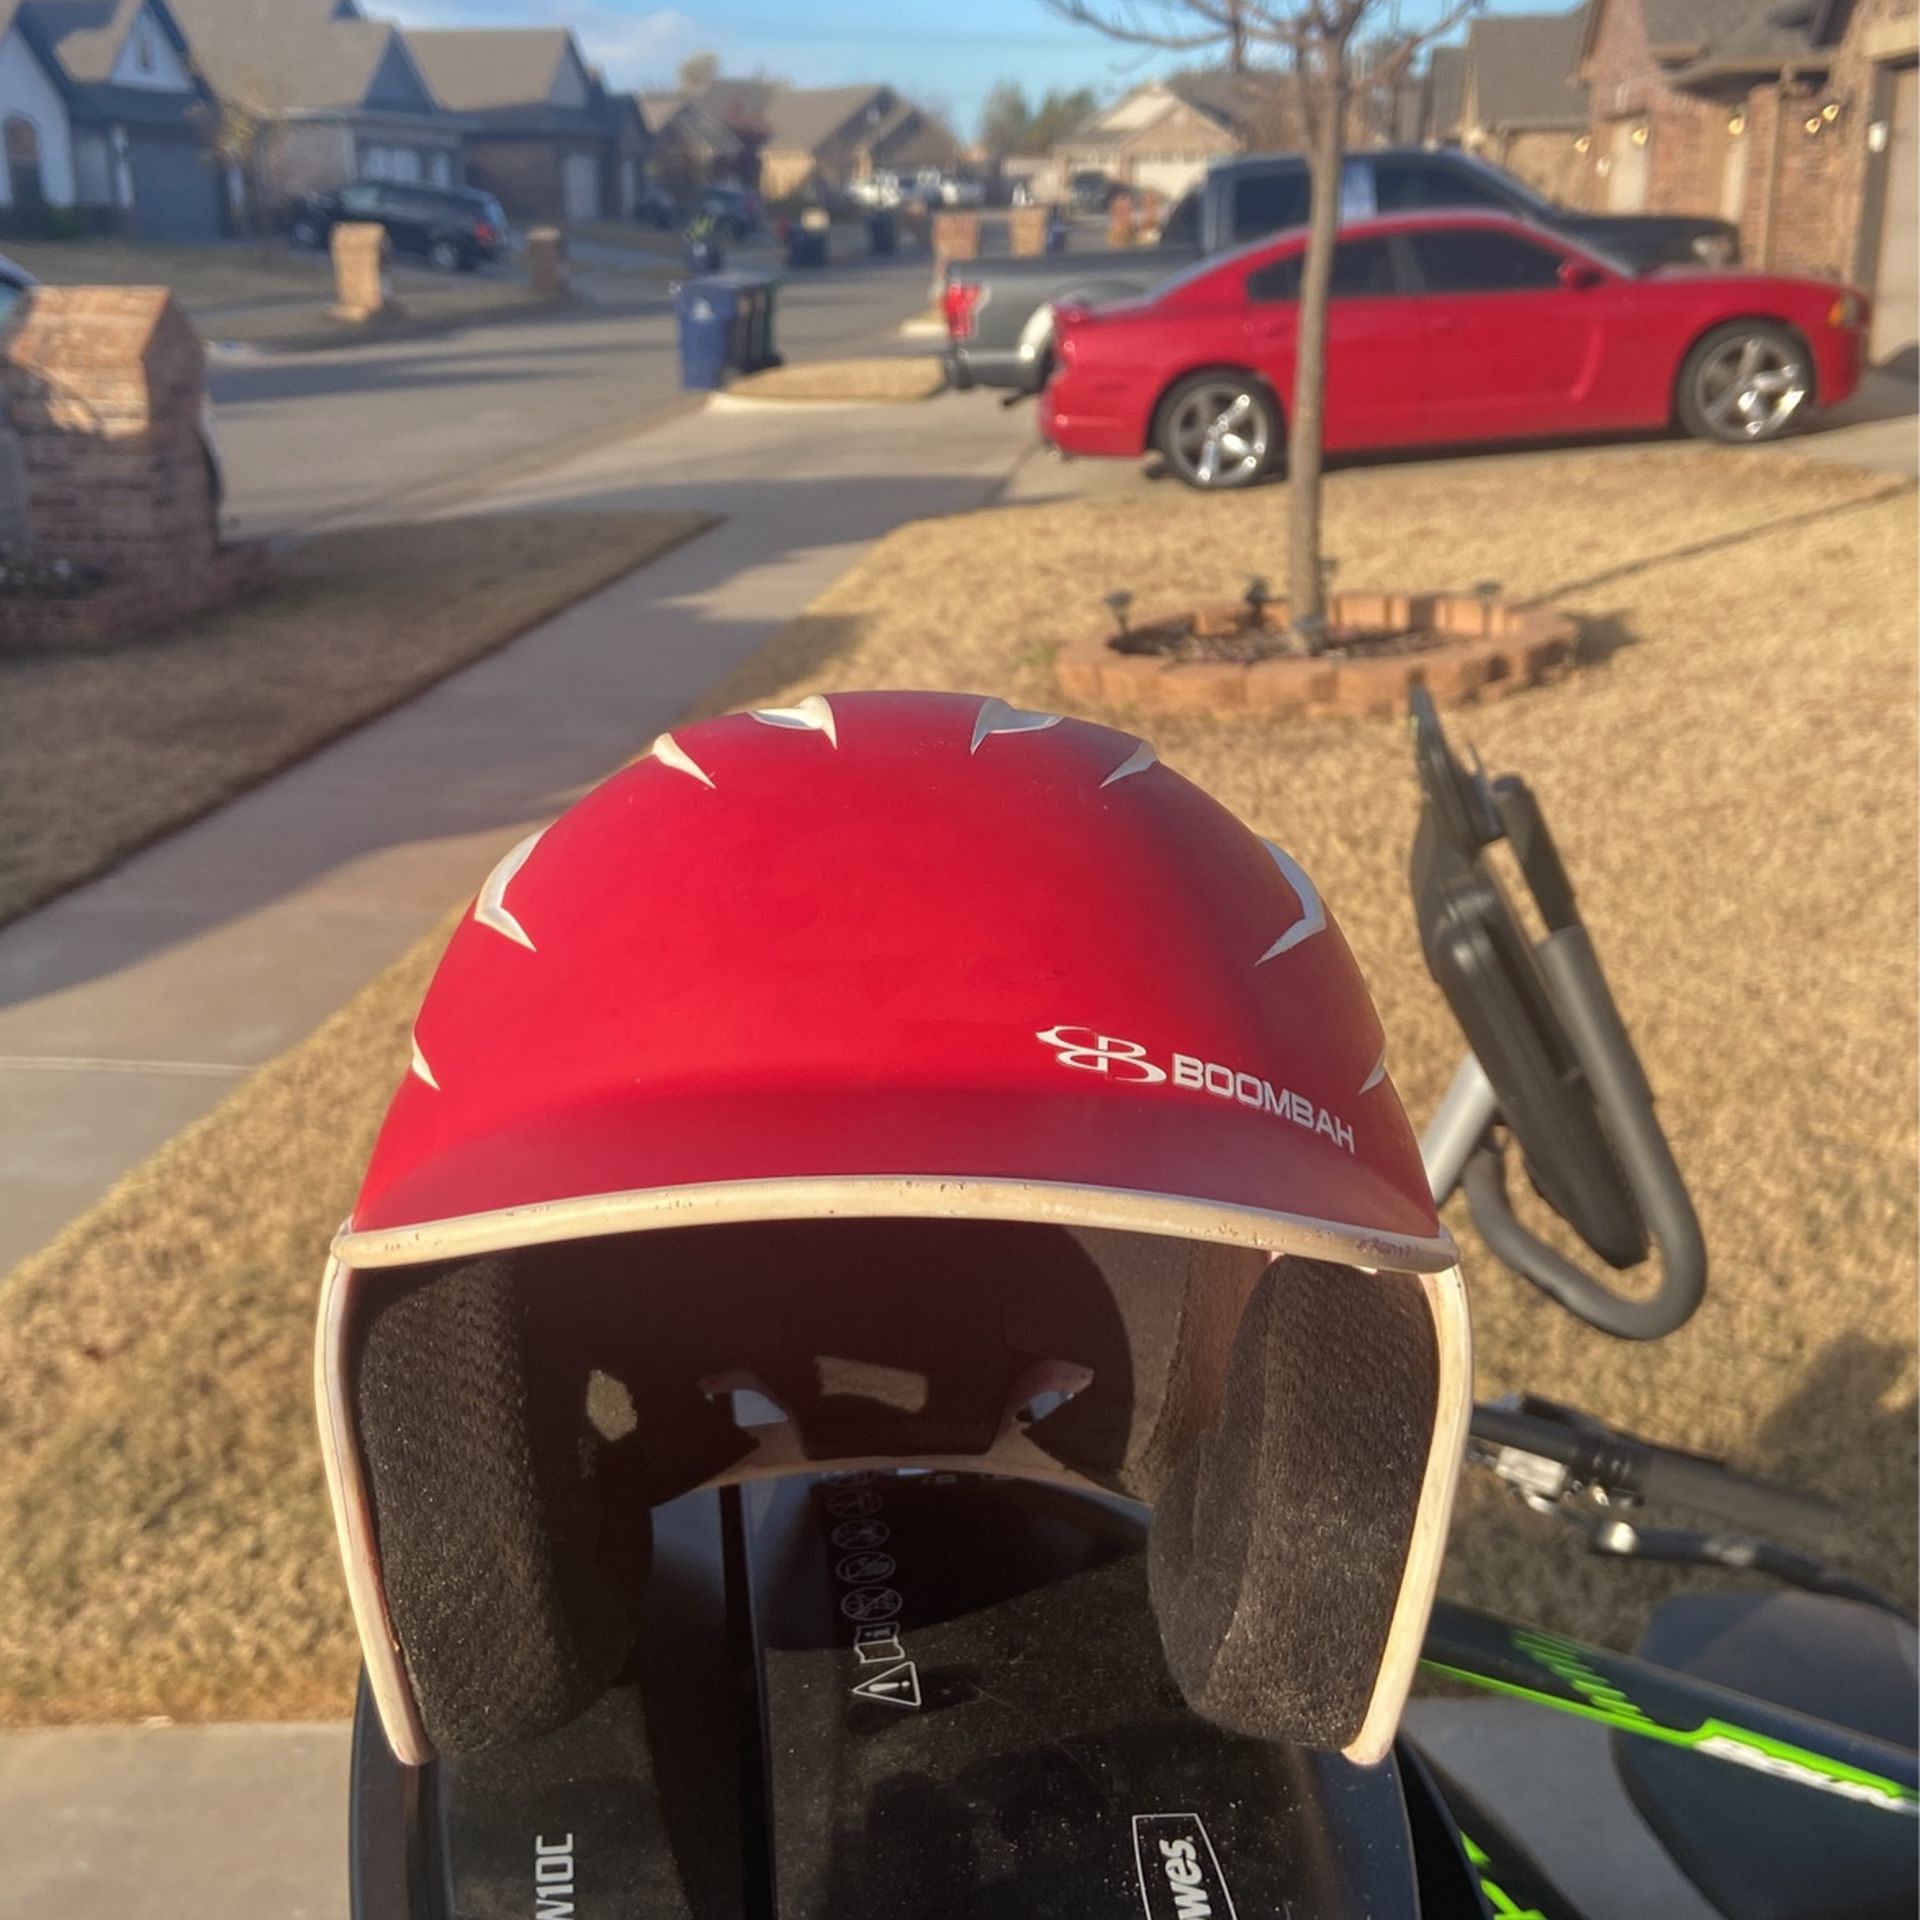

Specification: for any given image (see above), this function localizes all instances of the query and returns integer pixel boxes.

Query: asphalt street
[205,253,943,537]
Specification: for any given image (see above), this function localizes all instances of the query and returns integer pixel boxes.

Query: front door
[1242,234,1431,450]
[1406,225,1618,440]
[1870,64,1917,367]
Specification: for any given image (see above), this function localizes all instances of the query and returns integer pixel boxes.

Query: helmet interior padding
[345,1220,1446,1758]
[1149,1258,1439,1751]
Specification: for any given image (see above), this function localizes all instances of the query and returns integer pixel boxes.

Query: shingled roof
[403,26,620,137]
[1576,0,1827,78]
[17,0,140,81]
[1669,0,1828,77]
[165,0,429,115]
[9,0,212,124]
[1465,7,1590,131]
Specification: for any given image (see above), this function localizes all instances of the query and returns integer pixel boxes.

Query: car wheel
[429,237,462,273]
[1676,321,1810,444]
[1156,370,1277,490]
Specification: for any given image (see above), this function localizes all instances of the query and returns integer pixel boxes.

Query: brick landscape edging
[1054,593,1577,719]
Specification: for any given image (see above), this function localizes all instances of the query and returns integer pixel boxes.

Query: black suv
[287,181,509,272]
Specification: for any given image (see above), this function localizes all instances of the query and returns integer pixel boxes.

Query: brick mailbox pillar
[0,287,264,649]
[527,226,569,301]
[330,220,397,324]
[1107,192,1136,248]
[1008,205,1053,256]
[932,211,982,272]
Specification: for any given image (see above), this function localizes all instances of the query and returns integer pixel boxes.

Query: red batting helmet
[318,691,1468,1770]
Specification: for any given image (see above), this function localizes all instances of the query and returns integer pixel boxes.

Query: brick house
[1578,0,1918,360]
[686,81,959,201]
[859,96,962,188]
[1455,8,1595,203]
[636,91,743,195]
[1054,73,1300,202]
[168,0,459,215]
[402,26,636,223]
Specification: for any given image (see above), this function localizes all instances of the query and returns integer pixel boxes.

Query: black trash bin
[724,274,782,372]
[684,232,724,274]
[867,211,896,257]
[786,228,829,270]
[675,278,737,391]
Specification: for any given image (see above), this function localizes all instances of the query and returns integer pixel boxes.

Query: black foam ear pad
[1146,1258,1439,1752]
[353,1256,651,1756]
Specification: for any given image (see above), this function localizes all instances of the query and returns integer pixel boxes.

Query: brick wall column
[0,286,216,585]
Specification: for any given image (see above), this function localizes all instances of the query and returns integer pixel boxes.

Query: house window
[5,118,44,211]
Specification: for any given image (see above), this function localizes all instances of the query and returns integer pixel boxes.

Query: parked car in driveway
[697,185,760,238]
[1040,212,1866,489]
[286,181,509,272]
[632,182,679,229]
[948,148,1743,395]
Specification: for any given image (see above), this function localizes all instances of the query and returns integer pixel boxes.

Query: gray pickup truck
[945,148,1740,394]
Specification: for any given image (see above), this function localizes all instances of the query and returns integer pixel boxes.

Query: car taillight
[1828,290,1865,330]
[473,222,495,245]
[944,279,984,340]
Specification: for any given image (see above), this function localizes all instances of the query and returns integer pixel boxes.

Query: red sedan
[1040,212,1867,490]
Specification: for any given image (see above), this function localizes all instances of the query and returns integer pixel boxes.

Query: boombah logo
[1131,1813,1239,1920]
[1035,1026,1357,1156]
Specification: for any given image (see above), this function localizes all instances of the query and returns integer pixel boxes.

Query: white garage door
[1132,156,1208,202]
[1870,64,1917,366]
[563,152,601,222]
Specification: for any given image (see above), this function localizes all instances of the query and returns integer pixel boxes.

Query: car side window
[1160,190,1200,247]
[1231,170,1311,243]
[1374,158,1512,213]
[1246,236,1397,303]
[1409,227,1562,293]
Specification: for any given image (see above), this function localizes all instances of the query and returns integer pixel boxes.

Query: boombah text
[1171,1053,1357,1154]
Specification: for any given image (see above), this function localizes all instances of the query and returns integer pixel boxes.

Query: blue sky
[379,0,1473,137]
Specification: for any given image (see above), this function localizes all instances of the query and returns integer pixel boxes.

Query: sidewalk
[0,391,1032,1272]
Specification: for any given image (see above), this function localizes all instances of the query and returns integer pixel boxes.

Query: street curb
[203,293,613,356]
[705,387,946,414]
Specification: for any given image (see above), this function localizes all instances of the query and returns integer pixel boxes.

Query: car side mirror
[1558,259,1603,291]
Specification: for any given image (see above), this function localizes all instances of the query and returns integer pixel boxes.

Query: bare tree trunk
[1287,51,1349,642]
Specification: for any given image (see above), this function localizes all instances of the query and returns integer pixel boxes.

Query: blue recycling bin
[676,273,783,389]
[676,277,736,390]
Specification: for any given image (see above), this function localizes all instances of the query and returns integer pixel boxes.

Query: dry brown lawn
[0,511,711,928]
[728,356,946,402]
[209,278,561,347]
[1,240,333,311]
[0,447,1911,1725]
